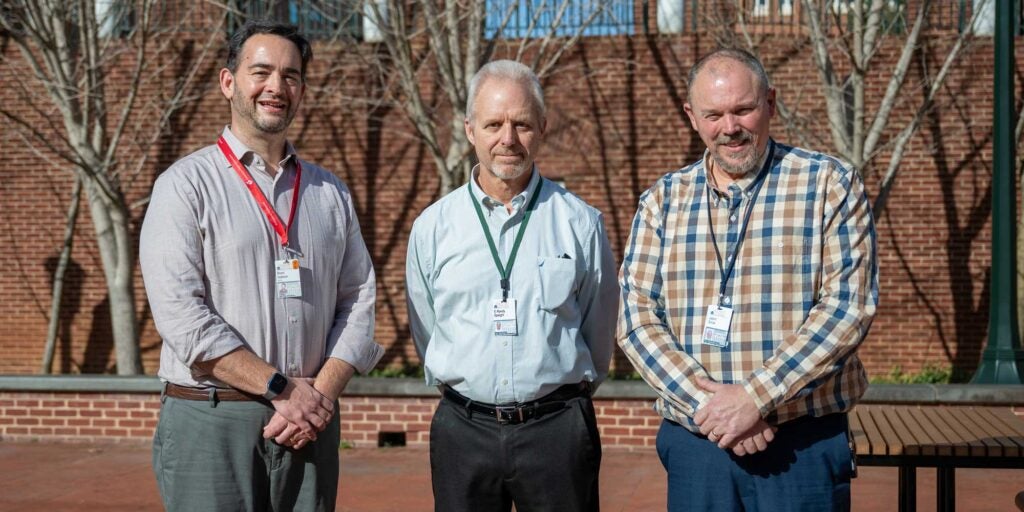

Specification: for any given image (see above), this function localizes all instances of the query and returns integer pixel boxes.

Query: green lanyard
[468,177,544,301]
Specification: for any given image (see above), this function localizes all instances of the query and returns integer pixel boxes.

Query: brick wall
[0,391,662,449]
[0,29,1016,380]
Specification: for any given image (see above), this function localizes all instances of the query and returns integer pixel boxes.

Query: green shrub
[870,363,953,384]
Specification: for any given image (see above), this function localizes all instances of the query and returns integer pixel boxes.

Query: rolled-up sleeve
[140,171,245,371]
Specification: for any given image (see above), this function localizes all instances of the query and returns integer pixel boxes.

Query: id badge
[275,259,302,298]
[702,304,733,348]
[492,299,518,336]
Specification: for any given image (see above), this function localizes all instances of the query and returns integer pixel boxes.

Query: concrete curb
[0,376,1022,404]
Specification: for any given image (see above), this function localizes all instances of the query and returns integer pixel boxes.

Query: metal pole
[971,0,1024,384]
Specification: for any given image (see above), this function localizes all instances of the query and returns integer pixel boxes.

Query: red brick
[617,417,645,426]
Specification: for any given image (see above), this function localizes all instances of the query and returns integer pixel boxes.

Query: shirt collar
[469,165,541,213]
[220,126,299,174]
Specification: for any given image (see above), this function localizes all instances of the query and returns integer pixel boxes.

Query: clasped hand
[263,377,335,449]
[693,377,777,456]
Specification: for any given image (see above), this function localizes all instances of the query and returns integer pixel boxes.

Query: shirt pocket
[536,256,577,311]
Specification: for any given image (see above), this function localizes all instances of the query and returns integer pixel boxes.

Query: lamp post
[971,0,1024,384]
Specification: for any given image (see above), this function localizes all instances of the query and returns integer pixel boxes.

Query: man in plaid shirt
[618,48,877,510]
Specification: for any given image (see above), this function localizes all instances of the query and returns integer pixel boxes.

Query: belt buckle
[494,405,524,425]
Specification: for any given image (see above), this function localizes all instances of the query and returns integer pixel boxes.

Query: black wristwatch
[263,372,288,400]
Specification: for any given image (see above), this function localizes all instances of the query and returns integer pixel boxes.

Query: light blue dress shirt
[406,169,618,404]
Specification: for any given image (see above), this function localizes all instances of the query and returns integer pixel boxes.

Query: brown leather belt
[164,382,267,403]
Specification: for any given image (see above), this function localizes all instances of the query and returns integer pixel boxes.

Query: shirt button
[502,379,509,386]
[502,340,508,347]
[730,215,737,222]
[726,254,733,262]
[723,297,732,305]
[289,316,297,323]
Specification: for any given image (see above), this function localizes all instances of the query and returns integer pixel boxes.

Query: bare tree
[707,1,986,216]
[0,1,223,374]
[357,0,621,195]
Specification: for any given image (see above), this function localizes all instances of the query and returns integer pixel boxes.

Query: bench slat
[919,406,965,457]
[943,407,998,457]
[975,408,1023,457]
[880,405,922,456]
[892,406,937,456]
[856,406,887,456]
[954,407,1012,457]
[867,406,905,456]
[848,407,872,457]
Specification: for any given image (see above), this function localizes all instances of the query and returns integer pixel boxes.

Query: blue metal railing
[485,0,636,39]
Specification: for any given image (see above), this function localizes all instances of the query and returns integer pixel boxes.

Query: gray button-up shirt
[141,127,382,387]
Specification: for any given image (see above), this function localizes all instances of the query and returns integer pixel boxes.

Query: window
[485,0,635,39]
[95,0,135,38]
[229,1,361,40]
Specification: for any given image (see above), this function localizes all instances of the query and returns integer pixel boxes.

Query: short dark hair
[226,20,313,80]
[687,48,770,104]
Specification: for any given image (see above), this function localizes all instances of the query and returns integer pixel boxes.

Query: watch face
[269,373,288,394]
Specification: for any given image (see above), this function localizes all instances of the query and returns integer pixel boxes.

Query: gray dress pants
[153,395,340,512]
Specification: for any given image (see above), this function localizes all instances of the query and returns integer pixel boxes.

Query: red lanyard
[217,135,302,249]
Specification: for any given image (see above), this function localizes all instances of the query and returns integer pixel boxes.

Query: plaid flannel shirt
[618,140,877,431]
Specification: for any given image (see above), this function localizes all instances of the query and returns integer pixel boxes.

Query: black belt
[441,382,591,425]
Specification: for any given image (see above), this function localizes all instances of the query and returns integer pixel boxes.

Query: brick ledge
[0,376,1021,404]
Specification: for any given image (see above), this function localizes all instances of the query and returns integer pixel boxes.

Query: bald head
[687,48,770,104]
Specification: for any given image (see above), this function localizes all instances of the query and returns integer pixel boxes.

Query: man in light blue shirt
[405,60,617,512]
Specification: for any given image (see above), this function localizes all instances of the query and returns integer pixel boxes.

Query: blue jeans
[656,414,853,512]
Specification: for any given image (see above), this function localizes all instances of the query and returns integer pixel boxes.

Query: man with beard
[405,60,617,512]
[140,20,382,511]
[618,48,877,510]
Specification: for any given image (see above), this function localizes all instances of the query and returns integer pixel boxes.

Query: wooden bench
[850,404,1024,512]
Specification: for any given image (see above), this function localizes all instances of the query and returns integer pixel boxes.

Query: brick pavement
[1,441,1022,511]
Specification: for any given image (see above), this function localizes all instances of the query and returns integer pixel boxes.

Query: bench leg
[899,466,917,512]
[937,466,955,512]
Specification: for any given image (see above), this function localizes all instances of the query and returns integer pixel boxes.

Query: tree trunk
[41,176,82,374]
[85,179,141,374]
